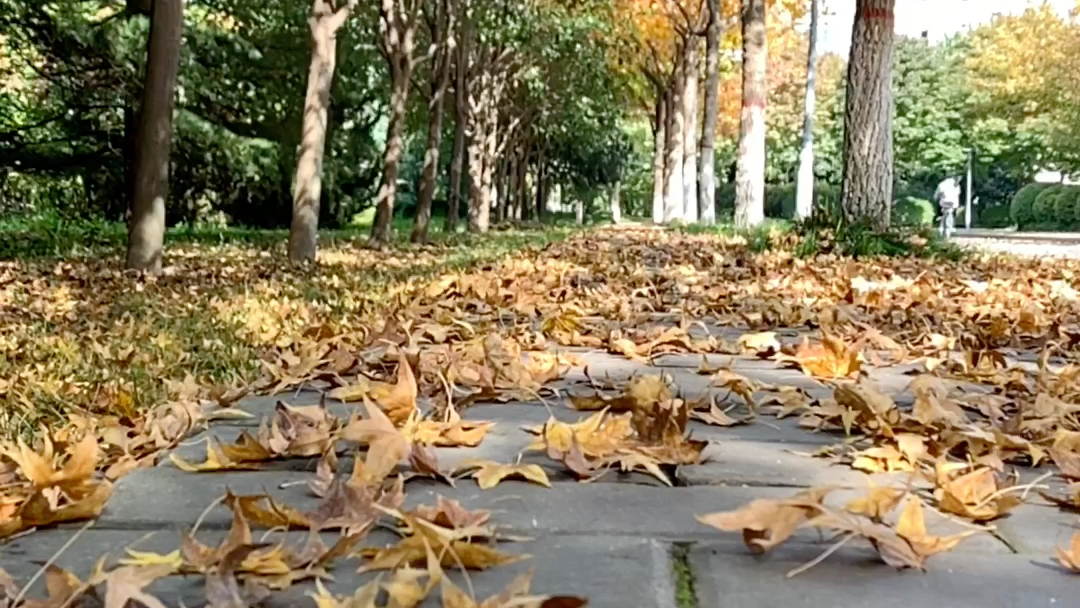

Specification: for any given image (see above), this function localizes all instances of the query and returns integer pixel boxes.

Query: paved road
[952,230,1080,258]
[3,347,1075,607]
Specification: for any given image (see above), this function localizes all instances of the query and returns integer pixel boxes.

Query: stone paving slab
[0,528,673,608]
[690,539,1070,608]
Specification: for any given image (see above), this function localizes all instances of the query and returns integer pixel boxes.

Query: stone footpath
[2,348,1077,608]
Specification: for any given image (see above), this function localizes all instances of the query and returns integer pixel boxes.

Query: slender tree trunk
[734,0,767,228]
[515,147,528,221]
[534,151,546,221]
[841,0,895,228]
[126,0,184,272]
[411,0,453,243]
[682,39,700,223]
[794,0,820,221]
[610,179,622,224]
[663,52,685,223]
[651,92,667,225]
[575,194,584,225]
[698,0,721,225]
[446,17,469,233]
[288,0,353,262]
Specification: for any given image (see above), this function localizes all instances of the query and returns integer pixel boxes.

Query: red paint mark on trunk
[862,7,894,22]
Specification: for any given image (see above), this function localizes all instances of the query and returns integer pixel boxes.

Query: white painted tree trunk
[794,0,820,221]
[682,40,700,223]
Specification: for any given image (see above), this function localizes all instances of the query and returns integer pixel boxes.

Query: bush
[1011,183,1052,228]
[893,197,935,227]
[1054,187,1080,228]
[977,204,1013,228]
[793,223,964,260]
[1032,185,1064,225]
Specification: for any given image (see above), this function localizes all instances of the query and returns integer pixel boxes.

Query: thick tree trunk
[682,39,700,223]
[794,0,820,221]
[651,93,667,225]
[698,0,721,225]
[663,53,685,223]
[841,0,895,229]
[735,0,767,229]
[288,0,351,262]
[411,0,453,243]
[126,0,184,272]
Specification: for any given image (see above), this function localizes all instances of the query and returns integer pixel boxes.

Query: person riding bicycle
[934,177,961,238]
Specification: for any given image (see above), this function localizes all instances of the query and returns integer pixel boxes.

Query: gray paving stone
[690,540,1069,608]
[677,439,884,489]
[0,529,674,608]
[992,503,1080,555]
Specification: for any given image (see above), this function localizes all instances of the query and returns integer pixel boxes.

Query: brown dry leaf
[696,488,832,553]
[440,568,588,608]
[780,334,861,379]
[895,496,972,557]
[18,478,113,529]
[844,487,906,520]
[169,435,265,472]
[708,369,761,411]
[102,564,174,608]
[525,410,634,458]
[329,351,418,425]
[690,402,751,427]
[260,401,335,458]
[3,433,99,490]
[359,535,524,572]
[1050,448,1080,480]
[454,459,551,490]
[411,497,491,531]
[341,396,412,483]
[224,491,313,529]
[804,507,926,571]
[1040,483,1080,512]
[1055,531,1080,572]
[737,331,782,355]
[934,465,1022,522]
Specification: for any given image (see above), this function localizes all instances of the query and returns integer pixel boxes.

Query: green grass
[671,544,698,608]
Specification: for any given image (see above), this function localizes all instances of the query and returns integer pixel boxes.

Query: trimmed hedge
[1032,186,1063,225]
[893,197,935,227]
[716,183,840,220]
[978,204,1012,228]
[1011,183,1052,228]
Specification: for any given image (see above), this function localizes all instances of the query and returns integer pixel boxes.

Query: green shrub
[892,197,935,227]
[1011,183,1052,228]
[1032,185,1064,225]
[978,204,1013,228]
[793,223,964,260]
[1054,186,1080,228]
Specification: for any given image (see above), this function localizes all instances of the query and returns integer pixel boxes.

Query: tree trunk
[698,0,720,225]
[651,92,666,224]
[126,0,184,272]
[663,52,685,223]
[411,0,453,243]
[288,0,352,263]
[682,39,700,223]
[794,0,820,221]
[734,0,767,229]
[446,17,469,234]
[575,195,584,225]
[515,147,528,221]
[534,152,546,221]
[610,179,622,224]
[841,0,895,229]
[371,0,417,245]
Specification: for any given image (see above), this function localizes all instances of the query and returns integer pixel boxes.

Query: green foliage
[892,197,936,227]
[1032,185,1064,225]
[1011,183,1051,228]
[1055,187,1079,227]
[977,204,1013,228]
[793,223,964,260]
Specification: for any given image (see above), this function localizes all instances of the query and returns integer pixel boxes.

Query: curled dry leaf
[1055,531,1080,572]
[894,496,973,558]
[933,465,1022,522]
[696,488,832,554]
[778,334,861,379]
[440,567,588,608]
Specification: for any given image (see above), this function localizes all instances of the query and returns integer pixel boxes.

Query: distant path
[952,229,1080,259]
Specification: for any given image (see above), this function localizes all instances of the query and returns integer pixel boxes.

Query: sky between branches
[818,0,1075,55]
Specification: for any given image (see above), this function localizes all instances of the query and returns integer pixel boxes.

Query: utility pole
[965,148,973,229]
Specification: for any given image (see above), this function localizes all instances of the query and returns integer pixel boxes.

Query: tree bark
[663,52,685,223]
[411,0,454,243]
[794,0,820,221]
[651,92,667,225]
[682,39,700,223]
[610,179,622,224]
[698,0,720,225]
[445,11,469,234]
[734,0,767,229]
[126,0,184,272]
[841,0,895,229]
[288,0,353,263]
[371,0,418,245]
